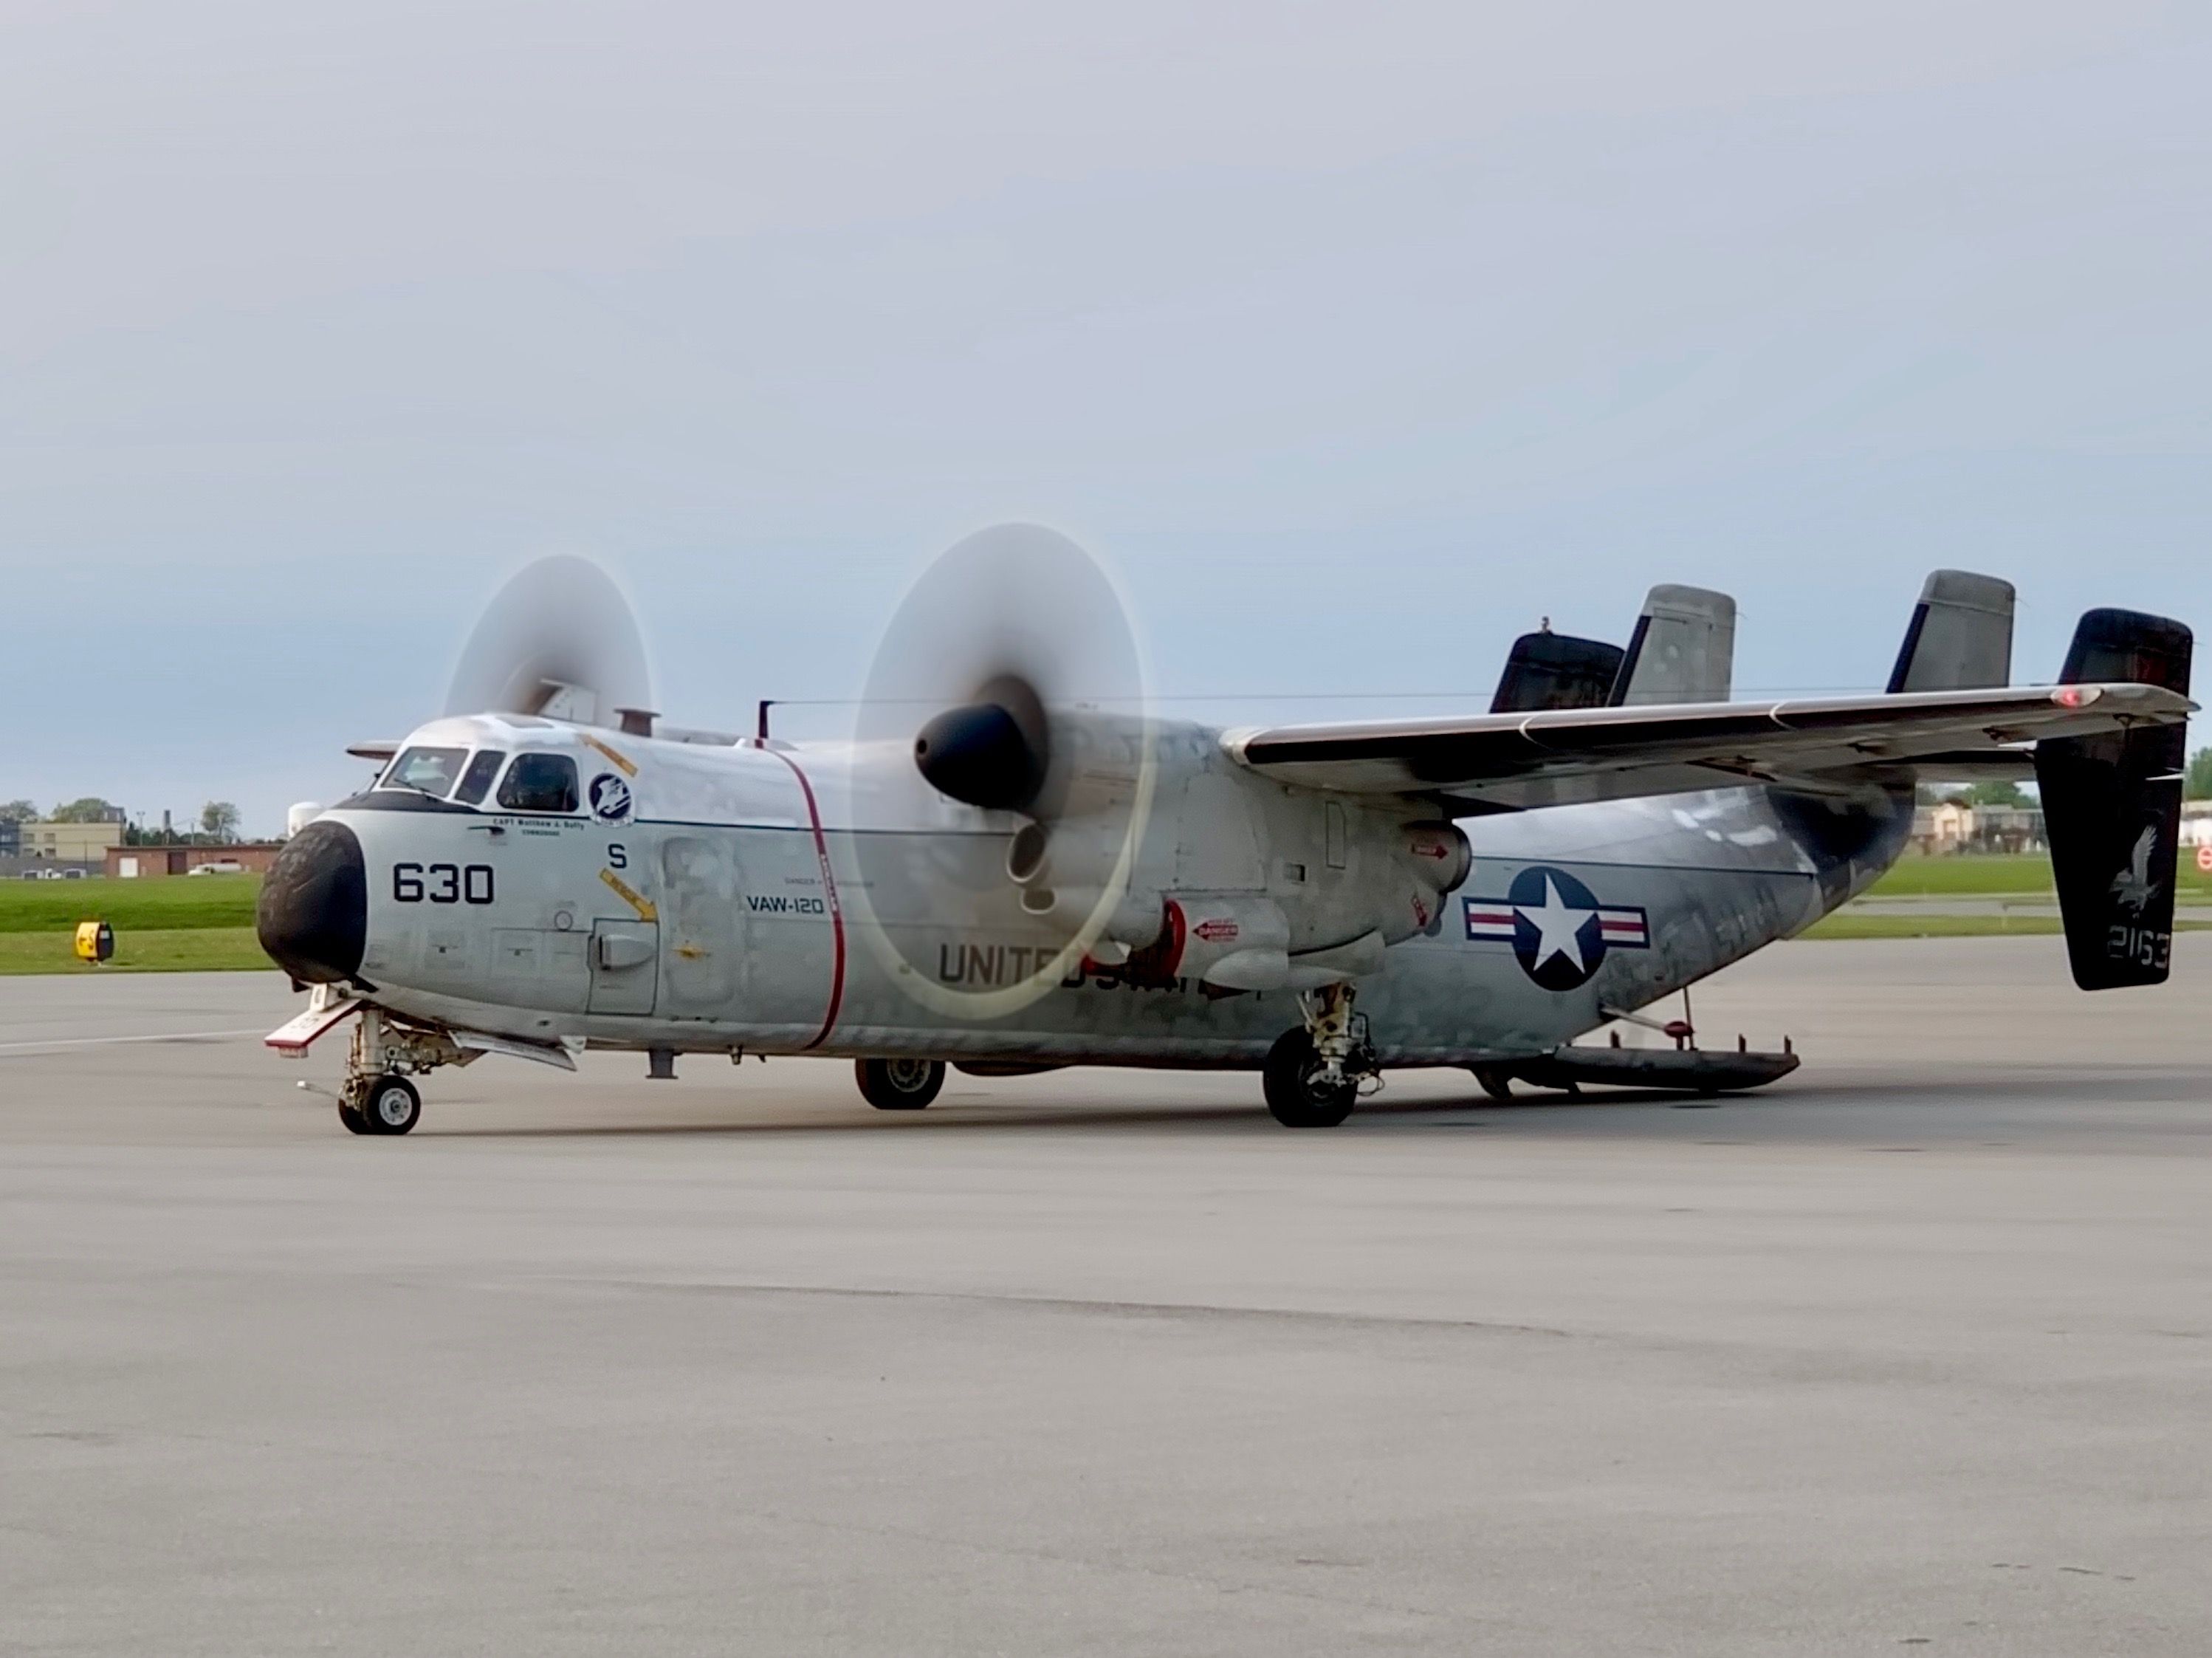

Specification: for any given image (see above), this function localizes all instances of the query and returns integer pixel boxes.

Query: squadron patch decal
[1463,866,1647,991]
[588,772,633,823]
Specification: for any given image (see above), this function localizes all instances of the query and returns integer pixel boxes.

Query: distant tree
[199,801,242,843]
[1967,780,2027,808]
[2188,747,2212,801]
[49,796,122,823]
[0,798,36,823]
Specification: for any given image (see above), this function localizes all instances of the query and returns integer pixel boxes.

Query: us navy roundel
[1463,866,1649,991]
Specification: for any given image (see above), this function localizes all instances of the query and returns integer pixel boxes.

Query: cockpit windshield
[497,753,580,814]
[452,750,506,805]
[382,745,470,798]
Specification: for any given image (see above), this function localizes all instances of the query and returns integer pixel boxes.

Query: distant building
[21,821,126,863]
[2181,801,2212,847]
[106,843,285,879]
[1909,802,2044,855]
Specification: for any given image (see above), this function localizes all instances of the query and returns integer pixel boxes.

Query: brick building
[106,843,286,878]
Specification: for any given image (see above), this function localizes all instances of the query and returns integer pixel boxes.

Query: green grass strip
[0,928,275,975]
[0,874,263,934]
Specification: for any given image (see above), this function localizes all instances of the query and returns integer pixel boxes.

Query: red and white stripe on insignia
[1596,907,1649,947]
[1463,902,1518,942]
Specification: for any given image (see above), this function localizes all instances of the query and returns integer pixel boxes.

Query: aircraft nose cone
[257,820,367,984]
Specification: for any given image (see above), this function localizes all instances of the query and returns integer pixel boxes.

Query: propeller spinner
[850,524,1159,1018]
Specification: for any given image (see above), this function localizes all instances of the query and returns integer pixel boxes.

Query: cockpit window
[496,753,580,814]
[452,749,506,806]
[383,746,468,798]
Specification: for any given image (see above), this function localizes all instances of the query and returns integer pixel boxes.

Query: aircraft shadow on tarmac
[422,1064,2210,1140]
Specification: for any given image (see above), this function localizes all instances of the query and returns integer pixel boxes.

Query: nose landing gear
[334,1009,458,1136]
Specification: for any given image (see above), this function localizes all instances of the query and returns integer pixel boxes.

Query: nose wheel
[360,1075,422,1134]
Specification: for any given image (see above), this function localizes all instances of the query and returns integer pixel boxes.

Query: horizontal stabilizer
[2035,609,2194,990]
[1611,585,1734,706]
[1225,679,2193,810]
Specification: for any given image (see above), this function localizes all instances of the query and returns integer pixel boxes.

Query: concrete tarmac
[4,939,2210,1655]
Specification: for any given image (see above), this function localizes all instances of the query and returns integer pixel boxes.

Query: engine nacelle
[1164,894,1294,990]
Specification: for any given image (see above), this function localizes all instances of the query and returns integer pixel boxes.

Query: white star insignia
[1517,875,1595,973]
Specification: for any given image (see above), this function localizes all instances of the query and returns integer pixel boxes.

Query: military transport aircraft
[258,527,2192,1134]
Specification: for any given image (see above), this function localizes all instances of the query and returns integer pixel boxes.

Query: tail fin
[1888,570,2015,692]
[1610,585,1734,705]
[2033,609,2194,989]
[1491,630,1625,713]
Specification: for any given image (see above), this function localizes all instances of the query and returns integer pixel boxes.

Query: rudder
[2033,609,2194,990]
[1491,630,1625,713]
[1888,570,2015,693]
[1610,585,1735,705]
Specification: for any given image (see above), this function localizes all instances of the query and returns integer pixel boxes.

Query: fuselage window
[452,749,506,806]
[496,753,581,814]
[384,746,469,798]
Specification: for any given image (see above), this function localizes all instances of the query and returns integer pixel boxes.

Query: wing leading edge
[1221,682,2192,812]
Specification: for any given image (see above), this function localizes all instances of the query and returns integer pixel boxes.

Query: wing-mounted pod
[2035,609,2193,990]
[854,524,1164,1018]
[1610,584,1735,705]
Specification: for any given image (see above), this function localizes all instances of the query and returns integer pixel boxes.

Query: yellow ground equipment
[74,920,114,965]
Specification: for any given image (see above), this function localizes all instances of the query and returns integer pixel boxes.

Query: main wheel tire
[363,1075,422,1135]
[337,1102,373,1134]
[1471,1065,1515,1103]
[857,1057,945,1111]
[1263,1030,1358,1128]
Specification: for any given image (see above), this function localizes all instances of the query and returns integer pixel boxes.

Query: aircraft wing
[1221,682,2193,811]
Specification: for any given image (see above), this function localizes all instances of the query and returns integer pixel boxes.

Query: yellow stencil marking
[599,868,658,922]
[581,735,638,777]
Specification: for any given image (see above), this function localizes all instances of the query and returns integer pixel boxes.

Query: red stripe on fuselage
[762,748,845,1049]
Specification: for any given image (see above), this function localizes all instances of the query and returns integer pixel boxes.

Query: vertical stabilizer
[1887,570,2015,693]
[1491,631,1625,713]
[2034,609,2193,990]
[1610,585,1734,705]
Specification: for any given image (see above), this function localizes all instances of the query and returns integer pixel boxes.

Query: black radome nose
[257,819,367,984]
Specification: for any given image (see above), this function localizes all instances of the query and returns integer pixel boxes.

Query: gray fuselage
[332,716,1909,1069]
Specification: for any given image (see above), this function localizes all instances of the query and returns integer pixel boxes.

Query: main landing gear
[1263,982,1377,1129]
[857,1057,946,1111]
[335,1007,461,1136]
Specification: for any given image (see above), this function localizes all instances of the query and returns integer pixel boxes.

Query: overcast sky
[5,1,2209,832]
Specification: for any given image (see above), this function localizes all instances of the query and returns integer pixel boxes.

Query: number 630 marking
[393,863,495,905]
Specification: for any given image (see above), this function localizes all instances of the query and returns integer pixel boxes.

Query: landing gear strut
[1263,982,1376,1128]
[336,1008,460,1136]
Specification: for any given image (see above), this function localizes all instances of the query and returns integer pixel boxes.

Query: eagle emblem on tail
[2110,825,2161,914]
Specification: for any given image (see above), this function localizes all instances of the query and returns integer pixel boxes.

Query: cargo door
[588,919,659,1014]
